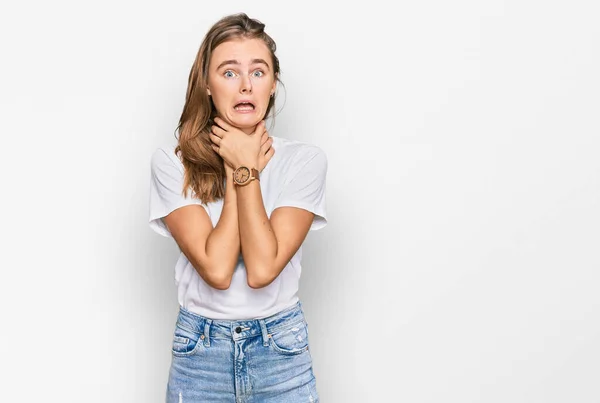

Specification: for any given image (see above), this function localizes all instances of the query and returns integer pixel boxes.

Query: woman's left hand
[210,117,269,170]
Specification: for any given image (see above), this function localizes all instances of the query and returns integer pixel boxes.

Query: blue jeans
[165,301,320,402]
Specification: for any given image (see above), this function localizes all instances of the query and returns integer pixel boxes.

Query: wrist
[235,177,260,191]
[232,166,260,187]
[235,160,259,169]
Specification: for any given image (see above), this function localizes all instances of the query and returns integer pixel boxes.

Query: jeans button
[235,326,242,333]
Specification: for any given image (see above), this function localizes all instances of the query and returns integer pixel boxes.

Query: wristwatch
[232,166,260,186]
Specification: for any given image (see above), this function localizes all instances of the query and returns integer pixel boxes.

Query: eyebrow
[216,58,270,71]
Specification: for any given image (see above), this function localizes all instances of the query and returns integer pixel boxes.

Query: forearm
[236,180,277,287]
[204,179,240,285]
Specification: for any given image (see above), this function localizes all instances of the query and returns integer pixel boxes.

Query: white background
[1,0,599,402]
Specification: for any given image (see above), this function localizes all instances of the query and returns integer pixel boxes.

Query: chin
[230,113,262,127]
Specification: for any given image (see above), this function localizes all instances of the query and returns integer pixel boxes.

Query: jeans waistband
[176,301,306,347]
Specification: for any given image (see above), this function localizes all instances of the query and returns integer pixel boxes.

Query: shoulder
[150,143,183,173]
[272,136,327,168]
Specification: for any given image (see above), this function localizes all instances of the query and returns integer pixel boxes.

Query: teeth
[235,103,254,110]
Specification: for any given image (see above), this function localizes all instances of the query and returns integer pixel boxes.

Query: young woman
[149,13,327,402]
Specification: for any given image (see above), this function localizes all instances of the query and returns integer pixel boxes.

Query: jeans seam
[267,318,306,334]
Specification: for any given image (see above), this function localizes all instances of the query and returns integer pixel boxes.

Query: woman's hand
[224,160,235,180]
[210,117,275,172]
[223,133,272,184]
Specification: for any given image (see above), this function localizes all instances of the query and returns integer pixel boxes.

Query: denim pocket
[171,322,203,357]
[268,320,310,356]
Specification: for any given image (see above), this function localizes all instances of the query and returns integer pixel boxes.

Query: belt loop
[297,300,306,323]
[203,319,212,347]
[258,319,269,346]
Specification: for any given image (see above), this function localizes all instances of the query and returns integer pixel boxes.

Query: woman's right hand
[211,118,274,172]
[222,128,273,174]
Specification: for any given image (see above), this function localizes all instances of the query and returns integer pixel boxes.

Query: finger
[256,126,267,144]
[213,117,232,132]
[209,132,221,146]
[260,130,269,146]
[253,120,266,136]
[265,146,275,160]
[211,144,220,155]
[261,137,273,153]
[211,125,225,138]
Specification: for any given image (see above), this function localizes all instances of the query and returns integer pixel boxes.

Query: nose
[240,73,252,94]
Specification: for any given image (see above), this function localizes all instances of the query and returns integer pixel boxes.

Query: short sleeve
[149,148,209,238]
[272,148,328,231]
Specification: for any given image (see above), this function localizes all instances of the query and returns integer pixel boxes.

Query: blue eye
[224,70,236,78]
[253,70,264,77]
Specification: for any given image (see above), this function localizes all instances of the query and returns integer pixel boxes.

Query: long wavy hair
[174,13,282,204]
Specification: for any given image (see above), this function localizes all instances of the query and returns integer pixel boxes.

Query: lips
[234,100,255,110]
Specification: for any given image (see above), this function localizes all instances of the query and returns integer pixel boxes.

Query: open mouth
[234,102,255,111]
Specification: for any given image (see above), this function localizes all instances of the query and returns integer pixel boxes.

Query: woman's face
[207,38,277,134]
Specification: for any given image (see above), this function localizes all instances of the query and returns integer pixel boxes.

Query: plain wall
[1,0,599,401]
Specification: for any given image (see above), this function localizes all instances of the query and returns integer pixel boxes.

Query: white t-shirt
[148,135,328,320]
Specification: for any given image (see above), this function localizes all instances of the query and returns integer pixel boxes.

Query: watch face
[234,167,250,183]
